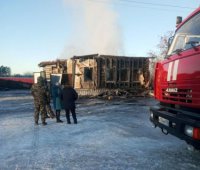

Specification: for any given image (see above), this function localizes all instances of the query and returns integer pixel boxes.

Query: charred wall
[97,56,149,90]
[39,54,150,94]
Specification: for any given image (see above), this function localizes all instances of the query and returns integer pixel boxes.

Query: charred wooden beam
[72,54,98,60]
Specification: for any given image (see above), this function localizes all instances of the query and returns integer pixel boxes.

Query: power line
[87,0,195,12]
[87,0,196,10]
[118,0,195,9]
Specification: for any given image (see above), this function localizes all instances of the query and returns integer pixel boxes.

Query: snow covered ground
[0,90,199,170]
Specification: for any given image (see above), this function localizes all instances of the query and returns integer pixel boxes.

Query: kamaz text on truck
[150,7,200,149]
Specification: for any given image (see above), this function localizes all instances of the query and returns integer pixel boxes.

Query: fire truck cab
[150,8,200,149]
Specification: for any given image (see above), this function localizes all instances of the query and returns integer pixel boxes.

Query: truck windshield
[167,12,200,56]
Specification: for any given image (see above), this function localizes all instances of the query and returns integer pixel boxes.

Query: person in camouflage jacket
[31,76,48,125]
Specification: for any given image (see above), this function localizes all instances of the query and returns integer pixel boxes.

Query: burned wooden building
[39,54,150,95]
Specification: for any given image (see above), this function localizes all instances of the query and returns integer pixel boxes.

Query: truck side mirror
[176,16,182,25]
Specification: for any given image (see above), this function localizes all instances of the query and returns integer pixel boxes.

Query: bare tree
[147,31,174,89]
[148,31,173,60]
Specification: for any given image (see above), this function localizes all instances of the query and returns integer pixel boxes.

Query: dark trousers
[65,108,77,124]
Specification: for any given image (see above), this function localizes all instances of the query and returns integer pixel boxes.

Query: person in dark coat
[62,85,78,124]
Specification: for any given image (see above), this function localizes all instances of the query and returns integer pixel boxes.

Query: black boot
[56,111,63,123]
[57,119,63,123]
[42,122,47,126]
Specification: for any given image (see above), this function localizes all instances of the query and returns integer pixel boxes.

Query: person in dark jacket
[62,85,78,124]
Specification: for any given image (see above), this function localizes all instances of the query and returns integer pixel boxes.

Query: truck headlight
[184,125,193,137]
[184,125,200,140]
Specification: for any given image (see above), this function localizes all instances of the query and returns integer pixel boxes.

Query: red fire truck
[150,7,200,149]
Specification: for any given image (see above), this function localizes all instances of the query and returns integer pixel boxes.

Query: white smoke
[60,0,124,58]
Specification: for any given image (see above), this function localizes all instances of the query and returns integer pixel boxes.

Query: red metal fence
[0,77,34,84]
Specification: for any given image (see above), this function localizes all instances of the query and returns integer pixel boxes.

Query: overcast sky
[0,0,199,74]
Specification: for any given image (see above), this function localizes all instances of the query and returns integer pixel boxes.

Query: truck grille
[162,88,192,103]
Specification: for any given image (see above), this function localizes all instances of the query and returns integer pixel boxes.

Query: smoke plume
[61,0,123,58]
